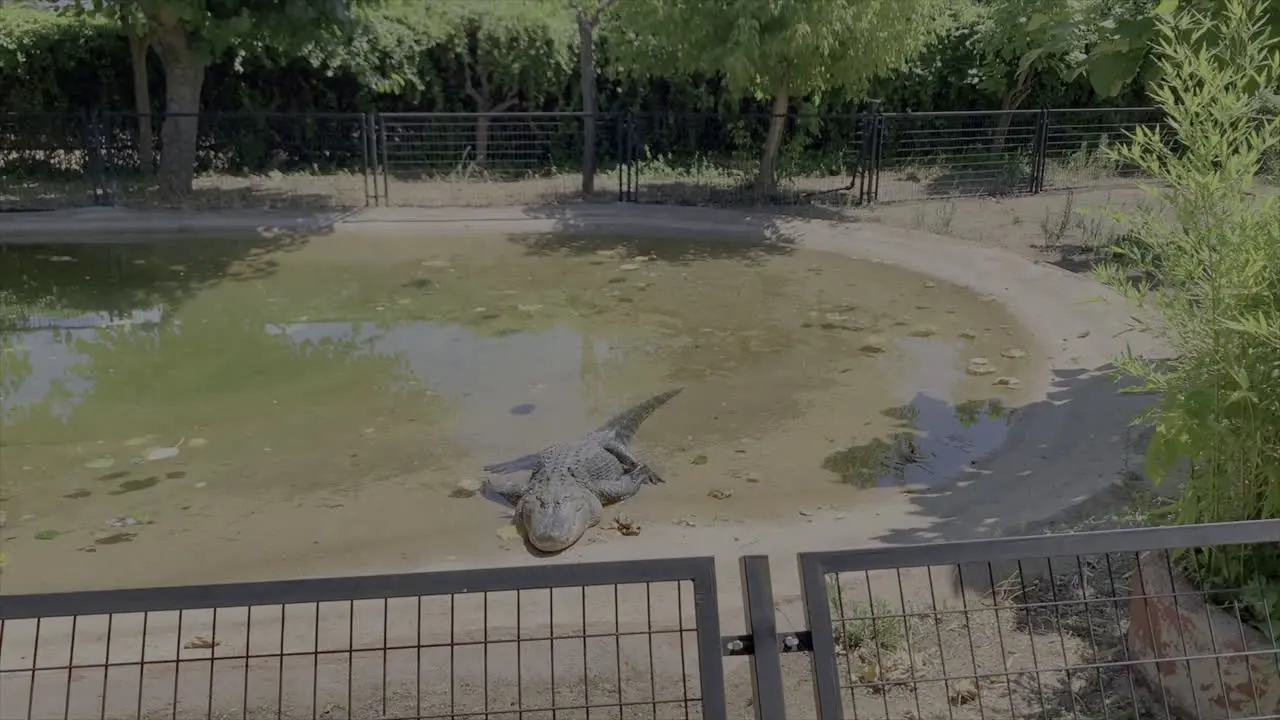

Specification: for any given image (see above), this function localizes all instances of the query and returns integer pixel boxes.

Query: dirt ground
[1,169,1156,279]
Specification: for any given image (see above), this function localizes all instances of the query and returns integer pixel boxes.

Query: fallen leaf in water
[34,529,60,540]
[707,488,733,500]
[63,489,92,499]
[187,438,208,448]
[84,457,115,469]
[184,636,220,650]
[690,454,708,465]
[123,436,156,447]
[94,532,136,545]
[143,443,182,461]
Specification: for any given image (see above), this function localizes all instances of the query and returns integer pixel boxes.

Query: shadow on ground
[874,363,1158,549]
[511,201,814,263]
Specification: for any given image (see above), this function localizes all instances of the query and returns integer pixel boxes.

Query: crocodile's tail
[599,387,683,443]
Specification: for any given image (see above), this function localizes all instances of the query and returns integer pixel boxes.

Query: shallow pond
[0,233,1038,592]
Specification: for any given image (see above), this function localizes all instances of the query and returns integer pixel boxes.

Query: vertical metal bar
[799,554,844,720]
[626,112,637,202]
[740,556,787,720]
[1034,108,1051,194]
[378,114,390,206]
[691,563,728,720]
[871,113,884,204]
[360,112,373,207]
[616,111,624,202]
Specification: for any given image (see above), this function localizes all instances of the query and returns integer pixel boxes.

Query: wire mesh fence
[798,520,1280,720]
[3,523,1280,720]
[377,112,625,207]
[870,110,1041,204]
[628,112,863,207]
[1041,107,1169,191]
[3,106,1277,212]
[0,559,726,720]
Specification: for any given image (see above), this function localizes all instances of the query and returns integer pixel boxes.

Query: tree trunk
[577,9,598,196]
[151,24,207,198]
[755,90,790,195]
[125,28,155,175]
[992,70,1035,153]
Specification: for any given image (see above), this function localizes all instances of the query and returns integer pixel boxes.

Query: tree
[970,0,1096,147]
[438,1,575,172]
[571,0,617,195]
[611,0,952,193]
[75,0,363,197]
[1034,0,1280,98]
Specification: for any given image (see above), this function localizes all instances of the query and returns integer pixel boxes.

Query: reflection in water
[822,395,1015,487]
[4,313,609,461]
[824,335,1022,487]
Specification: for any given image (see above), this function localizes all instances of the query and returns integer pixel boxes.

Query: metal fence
[0,106,1199,212]
[3,520,1280,720]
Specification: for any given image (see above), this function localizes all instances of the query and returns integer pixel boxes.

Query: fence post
[627,111,639,202]
[378,114,390,206]
[82,109,111,207]
[858,100,883,205]
[360,112,375,208]
[615,111,624,203]
[1031,107,1051,194]
[740,556,788,720]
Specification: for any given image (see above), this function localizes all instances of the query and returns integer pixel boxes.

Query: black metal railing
[4,520,1280,720]
[0,105,1274,210]
[3,106,1276,212]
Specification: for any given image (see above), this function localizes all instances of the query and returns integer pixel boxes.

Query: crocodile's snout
[519,490,594,553]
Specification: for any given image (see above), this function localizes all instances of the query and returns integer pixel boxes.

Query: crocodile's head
[517,475,595,553]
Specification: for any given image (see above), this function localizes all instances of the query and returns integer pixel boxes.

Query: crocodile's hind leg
[592,465,660,506]
[599,439,664,485]
[482,474,532,506]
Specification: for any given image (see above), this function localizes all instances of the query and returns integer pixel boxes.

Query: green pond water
[0,233,1035,592]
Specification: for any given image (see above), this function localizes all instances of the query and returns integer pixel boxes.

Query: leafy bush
[1095,0,1280,633]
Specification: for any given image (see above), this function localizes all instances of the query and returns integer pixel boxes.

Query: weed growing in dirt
[1039,189,1075,246]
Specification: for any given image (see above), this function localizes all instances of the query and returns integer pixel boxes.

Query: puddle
[0,233,1038,592]
[823,395,1016,487]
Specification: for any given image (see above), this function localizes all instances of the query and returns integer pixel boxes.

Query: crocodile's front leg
[598,438,664,485]
[482,473,532,506]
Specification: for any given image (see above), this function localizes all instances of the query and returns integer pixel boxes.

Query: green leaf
[1153,0,1178,16]
[34,529,60,540]
[1085,45,1145,97]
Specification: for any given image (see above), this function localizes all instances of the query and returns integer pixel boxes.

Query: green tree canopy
[610,0,953,191]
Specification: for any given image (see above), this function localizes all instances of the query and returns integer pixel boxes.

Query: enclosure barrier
[3,519,1279,720]
[0,106,1204,212]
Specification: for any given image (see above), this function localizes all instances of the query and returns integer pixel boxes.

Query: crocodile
[481,387,683,552]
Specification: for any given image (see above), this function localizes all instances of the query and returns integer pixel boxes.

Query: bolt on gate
[3,519,1280,720]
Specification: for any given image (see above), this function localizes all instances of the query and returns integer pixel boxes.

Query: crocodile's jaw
[517,486,595,553]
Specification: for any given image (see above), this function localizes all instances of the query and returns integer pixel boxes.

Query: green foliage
[0,6,128,109]
[1034,0,1280,98]
[0,2,1148,116]
[612,0,952,102]
[1093,0,1280,635]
